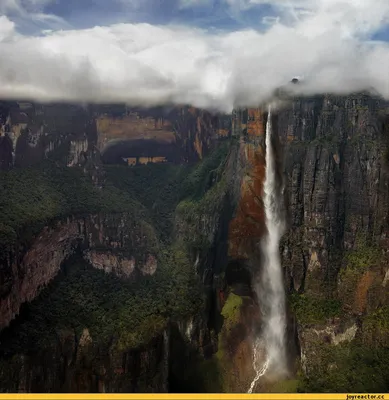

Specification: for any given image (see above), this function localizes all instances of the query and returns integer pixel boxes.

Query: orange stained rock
[217,128,229,137]
[137,156,167,165]
[192,114,215,159]
[228,142,266,259]
[196,116,202,133]
[96,115,175,150]
[247,109,264,137]
[217,296,262,392]
[125,157,137,166]
[230,339,256,391]
[138,157,148,165]
[354,270,374,314]
[194,132,203,159]
[151,156,167,163]
[286,124,294,139]
[124,157,167,166]
[286,134,295,142]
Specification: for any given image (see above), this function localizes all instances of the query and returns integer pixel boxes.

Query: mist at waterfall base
[248,106,287,393]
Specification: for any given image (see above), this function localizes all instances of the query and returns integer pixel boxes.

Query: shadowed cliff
[1,94,389,393]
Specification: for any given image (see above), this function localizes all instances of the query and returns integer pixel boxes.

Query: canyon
[0,93,389,392]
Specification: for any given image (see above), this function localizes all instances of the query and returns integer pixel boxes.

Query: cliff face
[229,108,266,260]
[0,102,231,170]
[172,94,389,392]
[279,94,389,293]
[0,327,169,393]
[278,94,389,392]
[0,103,236,393]
[2,93,389,393]
[0,213,159,331]
[218,107,297,393]
[0,102,97,169]
[97,106,231,164]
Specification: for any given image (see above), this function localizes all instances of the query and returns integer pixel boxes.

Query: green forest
[0,140,233,362]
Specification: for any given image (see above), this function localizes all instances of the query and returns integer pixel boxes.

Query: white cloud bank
[1,0,389,112]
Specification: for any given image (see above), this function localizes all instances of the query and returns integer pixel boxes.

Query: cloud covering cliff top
[1,0,389,112]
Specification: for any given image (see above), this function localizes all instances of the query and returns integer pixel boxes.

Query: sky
[0,0,389,112]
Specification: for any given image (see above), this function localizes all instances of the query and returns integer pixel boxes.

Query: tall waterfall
[248,105,287,393]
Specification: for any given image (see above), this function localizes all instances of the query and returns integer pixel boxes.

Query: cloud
[0,0,389,112]
[178,0,211,8]
[0,0,69,31]
[0,0,55,14]
[0,15,16,40]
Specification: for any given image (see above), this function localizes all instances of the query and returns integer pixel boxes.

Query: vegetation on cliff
[359,306,389,348]
[104,140,231,245]
[0,161,145,246]
[290,233,388,392]
[0,138,232,250]
[340,233,383,273]
[289,294,342,325]
[298,341,389,393]
[0,245,204,356]
[0,139,234,386]
[175,142,231,251]
[219,292,243,331]
[104,163,189,241]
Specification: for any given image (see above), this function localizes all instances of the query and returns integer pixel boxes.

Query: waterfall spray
[247,339,269,394]
[247,105,287,393]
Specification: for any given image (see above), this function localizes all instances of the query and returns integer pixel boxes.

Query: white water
[247,105,287,393]
[247,339,269,394]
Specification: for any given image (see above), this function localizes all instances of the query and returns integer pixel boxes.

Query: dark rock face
[0,102,231,170]
[0,327,169,393]
[278,94,389,294]
[277,94,389,388]
[0,102,236,393]
[0,136,13,169]
[97,106,231,164]
[2,93,389,393]
[0,214,159,331]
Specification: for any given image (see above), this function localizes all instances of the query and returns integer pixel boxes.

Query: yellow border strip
[0,396,384,398]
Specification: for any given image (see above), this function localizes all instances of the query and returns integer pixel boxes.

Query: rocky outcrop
[96,113,176,150]
[215,291,260,392]
[229,108,267,260]
[0,102,232,170]
[0,214,159,330]
[0,327,169,393]
[100,107,231,164]
[84,250,136,277]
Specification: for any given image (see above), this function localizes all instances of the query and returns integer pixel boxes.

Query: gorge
[0,93,389,393]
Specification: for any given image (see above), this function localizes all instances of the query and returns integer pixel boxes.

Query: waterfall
[248,105,287,393]
[247,339,269,394]
[261,105,287,374]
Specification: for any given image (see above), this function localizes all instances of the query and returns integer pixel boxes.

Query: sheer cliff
[0,102,231,170]
[0,101,239,393]
[1,94,389,393]
[278,93,389,392]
